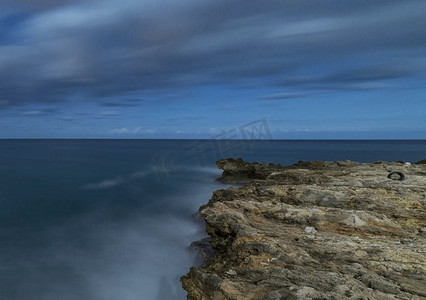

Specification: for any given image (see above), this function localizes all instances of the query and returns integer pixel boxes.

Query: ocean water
[0,139,425,300]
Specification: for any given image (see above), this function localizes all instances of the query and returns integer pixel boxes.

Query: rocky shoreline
[181,158,426,300]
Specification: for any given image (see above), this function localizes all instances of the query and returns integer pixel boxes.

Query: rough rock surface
[181,158,426,300]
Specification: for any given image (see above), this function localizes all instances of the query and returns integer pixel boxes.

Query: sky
[0,0,425,139]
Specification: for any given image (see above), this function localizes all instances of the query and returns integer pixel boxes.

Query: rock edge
[182,158,426,300]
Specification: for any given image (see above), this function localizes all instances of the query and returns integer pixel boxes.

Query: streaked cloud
[0,0,425,139]
[20,108,58,116]
[0,0,424,108]
[261,92,315,100]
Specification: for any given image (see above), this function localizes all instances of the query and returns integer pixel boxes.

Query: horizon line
[1,138,425,141]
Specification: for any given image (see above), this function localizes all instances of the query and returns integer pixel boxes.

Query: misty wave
[83,165,222,191]
[2,212,205,300]
[83,178,124,190]
[0,142,225,299]
[1,182,217,300]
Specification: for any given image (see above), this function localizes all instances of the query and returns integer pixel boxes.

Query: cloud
[20,108,59,116]
[110,127,156,134]
[100,99,141,107]
[100,111,119,116]
[280,61,422,91]
[261,91,315,100]
[0,0,425,107]
[110,127,130,134]
[21,110,44,116]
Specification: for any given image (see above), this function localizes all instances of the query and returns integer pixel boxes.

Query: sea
[0,139,425,300]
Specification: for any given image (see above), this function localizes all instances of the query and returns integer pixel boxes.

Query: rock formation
[182,158,426,300]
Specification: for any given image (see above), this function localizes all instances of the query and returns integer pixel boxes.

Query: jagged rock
[182,158,426,300]
[416,159,426,165]
[189,237,214,267]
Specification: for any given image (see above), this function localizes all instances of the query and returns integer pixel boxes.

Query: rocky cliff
[181,158,426,300]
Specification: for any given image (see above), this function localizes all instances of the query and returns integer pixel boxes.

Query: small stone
[226,269,237,276]
[354,250,368,258]
[304,226,317,234]
[342,213,366,228]
[404,162,411,166]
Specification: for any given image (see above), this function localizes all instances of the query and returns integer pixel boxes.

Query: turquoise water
[0,140,425,299]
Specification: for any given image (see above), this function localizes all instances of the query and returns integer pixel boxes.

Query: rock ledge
[182,158,426,300]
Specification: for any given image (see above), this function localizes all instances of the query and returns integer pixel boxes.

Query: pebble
[305,226,317,234]
[226,269,237,276]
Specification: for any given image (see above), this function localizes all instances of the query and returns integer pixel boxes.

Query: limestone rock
[182,158,426,300]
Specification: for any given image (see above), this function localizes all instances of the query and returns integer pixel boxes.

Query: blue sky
[0,0,425,139]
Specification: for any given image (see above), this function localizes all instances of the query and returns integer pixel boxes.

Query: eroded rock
[182,158,426,300]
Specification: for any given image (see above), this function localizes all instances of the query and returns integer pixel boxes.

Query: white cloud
[110,127,130,134]
[142,128,156,134]
[110,127,157,134]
